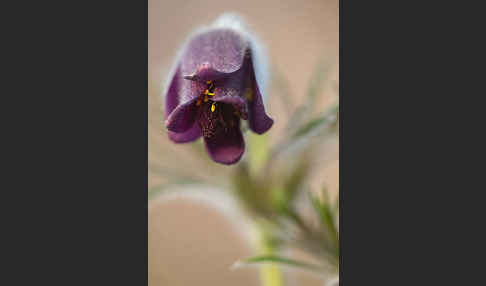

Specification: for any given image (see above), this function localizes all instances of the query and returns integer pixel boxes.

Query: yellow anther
[206,80,212,84]
[196,99,202,106]
[211,102,216,112]
[207,92,215,96]
[204,95,208,102]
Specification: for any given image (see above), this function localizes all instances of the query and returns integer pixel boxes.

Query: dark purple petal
[165,66,203,143]
[180,29,248,79]
[246,59,273,134]
[211,93,248,120]
[165,65,181,120]
[168,123,201,143]
[165,65,206,120]
[178,78,206,102]
[204,118,245,165]
[165,97,199,133]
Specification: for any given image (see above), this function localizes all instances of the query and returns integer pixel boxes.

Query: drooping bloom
[164,14,273,165]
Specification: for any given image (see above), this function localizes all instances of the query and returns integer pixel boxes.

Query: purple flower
[164,15,274,165]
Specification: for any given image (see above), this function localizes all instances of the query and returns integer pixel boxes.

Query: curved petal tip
[165,98,198,133]
[168,123,201,143]
[204,122,245,165]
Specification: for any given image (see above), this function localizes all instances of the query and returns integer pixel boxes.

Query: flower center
[195,81,235,138]
[195,80,215,106]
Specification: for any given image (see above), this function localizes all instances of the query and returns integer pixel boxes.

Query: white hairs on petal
[211,12,248,32]
[211,13,269,102]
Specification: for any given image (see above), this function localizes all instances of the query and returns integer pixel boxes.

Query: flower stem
[258,232,284,286]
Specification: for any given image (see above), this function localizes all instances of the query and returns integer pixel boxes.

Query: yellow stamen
[207,92,215,96]
[204,89,209,95]
[204,95,209,102]
[211,102,216,112]
[206,80,212,84]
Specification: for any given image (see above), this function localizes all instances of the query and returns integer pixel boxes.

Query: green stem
[258,231,284,286]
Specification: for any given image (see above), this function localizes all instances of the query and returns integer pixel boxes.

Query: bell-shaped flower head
[164,13,273,165]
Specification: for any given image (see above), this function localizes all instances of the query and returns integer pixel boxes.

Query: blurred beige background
[149,0,338,285]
